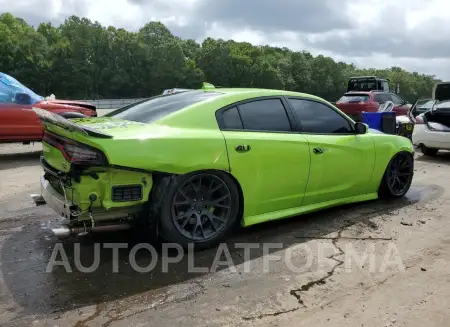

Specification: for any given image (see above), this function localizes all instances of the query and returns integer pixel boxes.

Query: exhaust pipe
[31,194,46,206]
[51,223,131,239]
[52,226,72,239]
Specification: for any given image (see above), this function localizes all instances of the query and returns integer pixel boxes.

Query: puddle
[404,185,444,204]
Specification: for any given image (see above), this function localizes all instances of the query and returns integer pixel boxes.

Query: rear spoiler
[32,108,113,139]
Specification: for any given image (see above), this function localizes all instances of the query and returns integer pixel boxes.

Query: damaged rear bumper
[35,157,153,223]
[39,175,72,219]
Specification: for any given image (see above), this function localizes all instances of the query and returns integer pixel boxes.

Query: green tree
[0,13,440,102]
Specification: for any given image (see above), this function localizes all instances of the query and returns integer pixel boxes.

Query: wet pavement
[1,144,450,327]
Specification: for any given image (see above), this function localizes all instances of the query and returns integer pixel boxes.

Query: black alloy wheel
[384,152,414,197]
[170,173,234,242]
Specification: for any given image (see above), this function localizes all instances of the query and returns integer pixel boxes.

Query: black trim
[215,96,298,134]
[109,164,157,174]
[111,185,143,202]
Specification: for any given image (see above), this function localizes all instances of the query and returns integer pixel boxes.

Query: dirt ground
[0,143,449,327]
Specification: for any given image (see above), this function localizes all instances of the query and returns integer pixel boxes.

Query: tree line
[0,13,441,102]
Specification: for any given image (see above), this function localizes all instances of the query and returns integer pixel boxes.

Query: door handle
[235,145,251,152]
[313,147,324,154]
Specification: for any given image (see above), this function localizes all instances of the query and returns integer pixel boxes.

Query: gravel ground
[0,143,449,327]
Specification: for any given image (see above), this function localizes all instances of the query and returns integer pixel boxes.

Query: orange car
[0,73,96,144]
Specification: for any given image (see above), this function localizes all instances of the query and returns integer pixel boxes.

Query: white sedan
[409,100,450,155]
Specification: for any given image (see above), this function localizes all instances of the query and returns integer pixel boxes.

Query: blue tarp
[0,72,43,104]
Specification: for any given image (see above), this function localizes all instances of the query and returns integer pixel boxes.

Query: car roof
[201,87,326,101]
[151,88,334,129]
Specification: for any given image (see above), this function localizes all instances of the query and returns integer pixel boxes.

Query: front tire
[420,144,439,156]
[155,171,240,250]
[378,151,414,198]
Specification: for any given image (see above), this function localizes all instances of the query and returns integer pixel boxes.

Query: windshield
[105,90,223,123]
[0,72,43,104]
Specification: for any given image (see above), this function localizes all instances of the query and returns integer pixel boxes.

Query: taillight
[42,132,107,166]
[415,115,425,124]
[62,143,106,164]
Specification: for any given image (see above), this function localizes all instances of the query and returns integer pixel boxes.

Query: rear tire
[151,171,240,250]
[378,151,414,198]
[420,144,438,156]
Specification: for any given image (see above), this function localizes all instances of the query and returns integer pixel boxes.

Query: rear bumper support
[40,175,73,219]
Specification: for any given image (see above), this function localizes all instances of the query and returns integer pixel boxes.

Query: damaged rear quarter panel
[90,126,230,175]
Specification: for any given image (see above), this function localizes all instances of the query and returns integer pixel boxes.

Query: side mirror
[14,92,32,105]
[354,122,368,134]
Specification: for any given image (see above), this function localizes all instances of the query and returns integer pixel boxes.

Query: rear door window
[337,94,370,104]
[237,98,292,132]
[106,90,223,123]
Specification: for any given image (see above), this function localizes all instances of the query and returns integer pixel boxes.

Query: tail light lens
[415,115,425,124]
[43,132,107,166]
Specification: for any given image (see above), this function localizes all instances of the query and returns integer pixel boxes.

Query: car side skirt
[241,192,378,227]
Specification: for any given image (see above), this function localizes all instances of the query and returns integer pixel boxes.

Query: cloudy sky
[2,0,450,79]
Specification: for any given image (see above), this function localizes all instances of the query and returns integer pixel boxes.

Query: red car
[0,73,96,144]
[335,91,411,121]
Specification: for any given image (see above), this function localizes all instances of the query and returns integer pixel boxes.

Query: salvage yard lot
[0,143,450,327]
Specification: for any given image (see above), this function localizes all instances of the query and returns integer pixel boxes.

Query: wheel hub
[387,153,413,196]
[171,174,232,242]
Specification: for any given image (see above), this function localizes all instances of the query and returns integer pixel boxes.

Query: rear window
[105,91,223,123]
[337,95,370,104]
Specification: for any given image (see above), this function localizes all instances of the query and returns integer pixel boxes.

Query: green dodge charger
[33,84,414,249]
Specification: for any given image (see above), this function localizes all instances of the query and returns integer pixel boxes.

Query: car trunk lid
[433,82,450,102]
[409,82,450,130]
[33,108,152,172]
[33,108,153,139]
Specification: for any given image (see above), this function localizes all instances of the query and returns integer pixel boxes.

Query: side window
[0,85,13,103]
[221,106,243,130]
[374,94,386,103]
[0,93,12,103]
[288,98,353,134]
[389,94,404,106]
[381,81,389,92]
[237,99,291,132]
